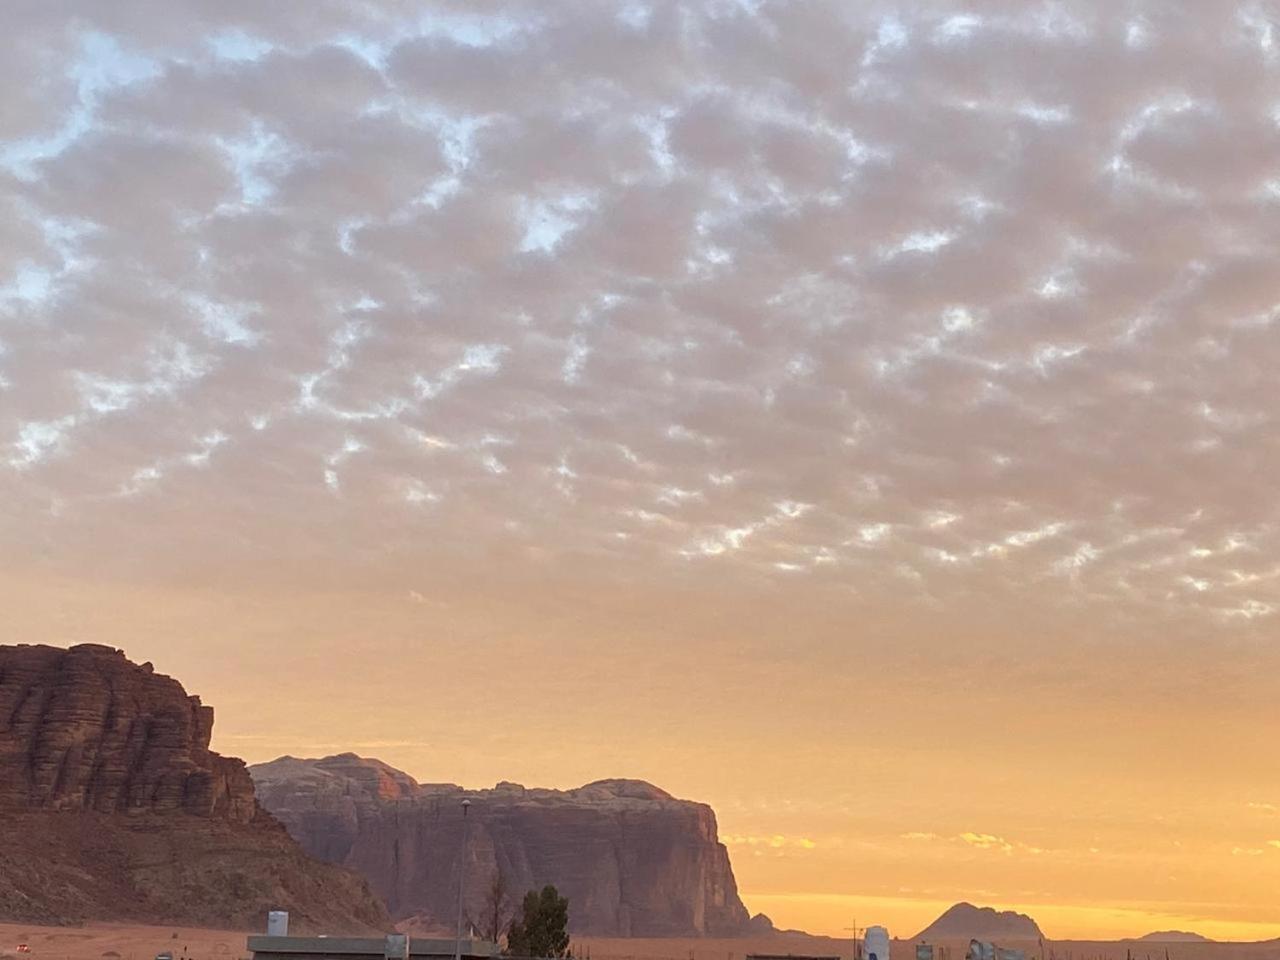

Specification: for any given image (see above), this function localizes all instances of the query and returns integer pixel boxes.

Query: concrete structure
[966,943,1025,960]
[247,937,499,960]
[268,913,290,937]
[865,927,891,960]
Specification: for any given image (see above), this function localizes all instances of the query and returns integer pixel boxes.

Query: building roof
[247,937,499,959]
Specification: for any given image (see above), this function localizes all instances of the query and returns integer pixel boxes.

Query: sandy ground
[573,939,1280,960]
[3,926,1280,960]
[0,923,249,960]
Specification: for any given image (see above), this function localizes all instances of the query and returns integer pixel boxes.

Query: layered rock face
[0,644,389,931]
[0,643,255,820]
[252,754,752,937]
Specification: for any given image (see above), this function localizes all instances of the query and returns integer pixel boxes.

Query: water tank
[267,911,289,937]
[865,926,890,960]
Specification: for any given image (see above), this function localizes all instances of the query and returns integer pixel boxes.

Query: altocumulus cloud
[2,0,1280,627]
[902,831,1046,856]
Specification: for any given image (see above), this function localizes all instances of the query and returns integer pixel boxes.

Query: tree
[505,885,570,958]
[480,870,510,944]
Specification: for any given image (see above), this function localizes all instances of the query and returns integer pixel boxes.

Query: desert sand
[5,926,1280,960]
[0,923,248,960]
[574,939,1280,960]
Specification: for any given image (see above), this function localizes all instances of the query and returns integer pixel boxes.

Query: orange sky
[5,570,1280,942]
[4,0,1280,945]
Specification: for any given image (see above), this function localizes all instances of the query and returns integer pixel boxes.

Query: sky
[3,0,1280,943]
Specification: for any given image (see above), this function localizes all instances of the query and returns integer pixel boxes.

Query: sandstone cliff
[0,643,390,931]
[251,754,752,937]
[0,643,256,820]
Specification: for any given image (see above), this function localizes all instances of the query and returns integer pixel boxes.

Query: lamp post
[454,798,472,960]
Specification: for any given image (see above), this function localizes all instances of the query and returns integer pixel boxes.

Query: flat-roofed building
[247,936,499,960]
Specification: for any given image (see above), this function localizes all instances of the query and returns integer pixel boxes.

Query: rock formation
[251,753,752,937]
[1134,933,1211,943]
[0,643,256,820]
[915,903,1045,941]
[0,643,389,931]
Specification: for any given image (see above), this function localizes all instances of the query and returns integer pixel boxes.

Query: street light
[454,798,472,960]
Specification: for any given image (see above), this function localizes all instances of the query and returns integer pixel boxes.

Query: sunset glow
[4,0,1280,944]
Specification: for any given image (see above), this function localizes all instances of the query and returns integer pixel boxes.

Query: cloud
[2,0,1279,637]
[724,834,819,852]
[903,830,1047,856]
[960,832,1016,854]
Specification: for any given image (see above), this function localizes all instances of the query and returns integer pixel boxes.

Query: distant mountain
[916,903,1045,941]
[1134,933,1212,943]
[746,914,811,937]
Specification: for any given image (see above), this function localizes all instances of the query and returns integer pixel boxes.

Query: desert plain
[5,926,1280,960]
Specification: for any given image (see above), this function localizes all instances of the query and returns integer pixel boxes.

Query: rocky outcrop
[0,643,255,820]
[915,903,1045,941]
[251,754,752,937]
[0,644,390,931]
